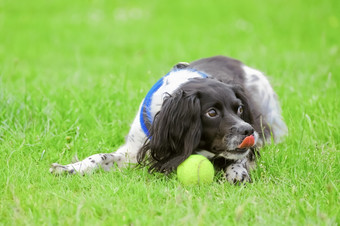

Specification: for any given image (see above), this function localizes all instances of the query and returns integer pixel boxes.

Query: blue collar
[140,69,208,137]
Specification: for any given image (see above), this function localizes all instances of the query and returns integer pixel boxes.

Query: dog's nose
[231,124,254,136]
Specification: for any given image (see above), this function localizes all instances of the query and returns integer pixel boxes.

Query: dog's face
[192,79,256,159]
[138,78,257,173]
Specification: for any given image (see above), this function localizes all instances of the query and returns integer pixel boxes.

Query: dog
[50,56,287,184]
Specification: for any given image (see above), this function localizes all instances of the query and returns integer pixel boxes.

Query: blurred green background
[0,0,339,225]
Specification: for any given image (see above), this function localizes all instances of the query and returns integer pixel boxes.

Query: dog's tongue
[237,135,255,149]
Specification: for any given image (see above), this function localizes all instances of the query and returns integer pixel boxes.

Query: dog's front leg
[49,153,120,175]
[225,157,254,184]
[49,144,138,175]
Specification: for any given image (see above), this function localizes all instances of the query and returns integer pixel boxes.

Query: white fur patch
[242,65,288,143]
[225,159,251,184]
[219,149,250,160]
[149,69,207,119]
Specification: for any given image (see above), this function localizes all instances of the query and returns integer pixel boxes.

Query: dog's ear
[138,90,202,173]
[232,85,254,124]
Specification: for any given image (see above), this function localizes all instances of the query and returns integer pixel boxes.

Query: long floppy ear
[137,90,202,173]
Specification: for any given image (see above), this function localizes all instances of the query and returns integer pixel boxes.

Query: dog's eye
[207,109,218,118]
[237,106,244,115]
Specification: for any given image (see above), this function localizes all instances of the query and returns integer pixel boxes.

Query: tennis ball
[177,155,214,186]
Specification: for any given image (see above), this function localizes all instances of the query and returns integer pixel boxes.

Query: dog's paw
[49,163,76,175]
[225,164,251,184]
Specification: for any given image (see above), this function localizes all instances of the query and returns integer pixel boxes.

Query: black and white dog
[50,56,287,184]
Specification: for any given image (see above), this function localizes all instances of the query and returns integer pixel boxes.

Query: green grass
[1,0,339,225]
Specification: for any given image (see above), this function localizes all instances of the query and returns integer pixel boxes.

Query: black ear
[232,85,254,124]
[137,90,202,173]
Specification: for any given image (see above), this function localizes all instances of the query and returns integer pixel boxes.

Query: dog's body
[50,56,287,183]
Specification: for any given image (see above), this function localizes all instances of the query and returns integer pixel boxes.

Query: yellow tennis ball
[177,155,214,186]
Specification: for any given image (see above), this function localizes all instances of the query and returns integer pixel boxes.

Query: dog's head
[138,78,258,173]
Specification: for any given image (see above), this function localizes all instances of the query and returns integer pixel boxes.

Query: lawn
[0,0,339,225]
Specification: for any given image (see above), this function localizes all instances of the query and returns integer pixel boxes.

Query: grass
[0,0,339,225]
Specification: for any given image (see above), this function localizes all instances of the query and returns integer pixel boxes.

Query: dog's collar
[140,68,208,137]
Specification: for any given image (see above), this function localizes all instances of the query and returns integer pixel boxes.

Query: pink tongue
[237,135,255,149]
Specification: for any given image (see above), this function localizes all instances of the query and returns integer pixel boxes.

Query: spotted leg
[225,157,255,184]
[49,143,140,175]
[49,153,118,175]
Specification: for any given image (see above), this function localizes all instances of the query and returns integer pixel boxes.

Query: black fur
[138,90,202,173]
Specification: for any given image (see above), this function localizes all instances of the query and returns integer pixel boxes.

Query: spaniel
[50,56,287,184]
